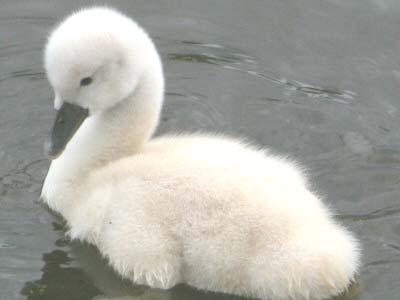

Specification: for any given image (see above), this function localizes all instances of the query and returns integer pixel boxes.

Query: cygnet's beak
[46,102,89,160]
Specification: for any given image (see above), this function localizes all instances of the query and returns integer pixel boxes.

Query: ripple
[167,39,356,104]
[0,41,43,58]
[385,243,400,252]
[0,159,46,190]
[0,15,54,24]
[342,132,373,156]
[0,46,42,59]
[8,69,45,79]
[0,69,45,83]
[165,92,223,127]
[338,205,400,221]
[363,259,400,267]
[0,242,16,249]
[168,53,236,65]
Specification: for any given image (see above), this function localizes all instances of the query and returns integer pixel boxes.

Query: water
[1,0,399,299]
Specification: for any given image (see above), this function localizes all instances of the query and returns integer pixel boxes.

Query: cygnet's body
[42,7,360,300]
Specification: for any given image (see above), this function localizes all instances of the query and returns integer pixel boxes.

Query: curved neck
[42,68,164,215]
[67,69,162,170]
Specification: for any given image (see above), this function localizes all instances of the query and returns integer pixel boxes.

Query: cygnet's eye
[80,77,93,86]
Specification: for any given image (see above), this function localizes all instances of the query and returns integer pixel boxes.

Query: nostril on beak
[54,95,62,110]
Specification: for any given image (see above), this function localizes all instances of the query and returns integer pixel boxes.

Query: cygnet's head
[45,7,161,113]
[44,7,163,158]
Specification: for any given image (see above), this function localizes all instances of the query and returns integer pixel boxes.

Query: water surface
[1,0,399,299]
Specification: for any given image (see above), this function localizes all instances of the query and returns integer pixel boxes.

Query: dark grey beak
[46,102,89,159]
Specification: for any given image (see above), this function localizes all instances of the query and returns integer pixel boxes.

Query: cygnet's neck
[87,69,163,165]
[42,67,164,214]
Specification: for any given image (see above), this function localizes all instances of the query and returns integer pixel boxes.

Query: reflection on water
[19,241,363,300]
[20,249,100,300]
[18,221,361,300]
[18,221,245,300]
[20,221,101,300]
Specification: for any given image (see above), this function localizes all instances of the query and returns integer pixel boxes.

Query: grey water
[1,0,399,299]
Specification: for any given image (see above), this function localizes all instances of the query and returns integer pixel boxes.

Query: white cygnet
[41,7,360,300]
